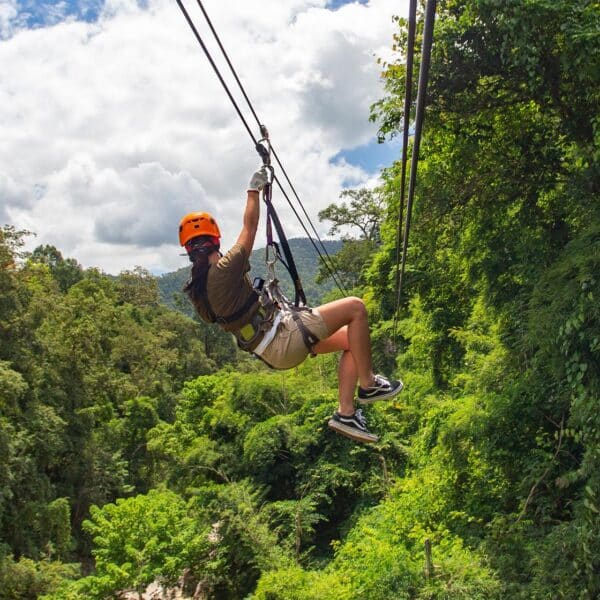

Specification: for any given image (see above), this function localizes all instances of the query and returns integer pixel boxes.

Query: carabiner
[256,123,272,166]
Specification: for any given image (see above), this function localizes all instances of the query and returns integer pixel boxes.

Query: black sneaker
[357,374,403,404]
[327,409,379,443]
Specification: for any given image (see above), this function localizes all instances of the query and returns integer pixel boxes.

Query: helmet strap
[186,237,220,263]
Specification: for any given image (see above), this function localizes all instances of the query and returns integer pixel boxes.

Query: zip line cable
[174,0,347,296]
[193,0,261,129]
[395,0,436,313]
[193,0,346,296]
[174,0,255,143]
[393,0,417,328]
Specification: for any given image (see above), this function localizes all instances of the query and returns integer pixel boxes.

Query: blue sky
[328,0,368,8]
[334,137,400,173]
[16,0,105,27]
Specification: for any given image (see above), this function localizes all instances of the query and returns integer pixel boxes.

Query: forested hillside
[1,0,599,598]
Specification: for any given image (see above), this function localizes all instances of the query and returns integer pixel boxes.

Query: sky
[1,0,407,274]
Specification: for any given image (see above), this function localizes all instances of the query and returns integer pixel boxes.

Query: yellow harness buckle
[239,322,255,341]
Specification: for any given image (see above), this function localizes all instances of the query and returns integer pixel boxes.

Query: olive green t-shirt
[193,243,258,333]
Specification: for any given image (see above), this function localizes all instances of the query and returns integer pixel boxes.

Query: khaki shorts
[257,308,330,370]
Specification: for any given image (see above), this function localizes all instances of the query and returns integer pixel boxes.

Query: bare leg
[313,297,377,416]
[336,350,358,416]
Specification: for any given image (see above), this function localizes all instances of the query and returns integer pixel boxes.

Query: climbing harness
[189,271,271,353]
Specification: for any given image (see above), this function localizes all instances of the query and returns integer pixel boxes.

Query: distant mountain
[157,237,342,312]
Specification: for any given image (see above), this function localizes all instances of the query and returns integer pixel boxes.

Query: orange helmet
[179,212,221,247]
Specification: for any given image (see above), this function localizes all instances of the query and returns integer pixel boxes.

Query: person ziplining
[172,0,419,443]
[178,161,403,444]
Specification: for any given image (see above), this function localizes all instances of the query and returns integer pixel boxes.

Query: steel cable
[394,0,437,329]
[393,0,417,317]
[397,0,436,300]
[175,0,348,296]
[194,0,347,296]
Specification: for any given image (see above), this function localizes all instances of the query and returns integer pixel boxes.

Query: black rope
[181,0,347,297]
[396,0,436,307]
[264,182,307,306]
[271,150,349,297]
[271,176,348,297]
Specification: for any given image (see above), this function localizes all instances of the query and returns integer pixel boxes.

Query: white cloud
[0,0,18,39]
[0,0,407,274]
[93,162,205,247]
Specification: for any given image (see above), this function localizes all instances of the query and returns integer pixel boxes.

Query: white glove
[247,166,269,192]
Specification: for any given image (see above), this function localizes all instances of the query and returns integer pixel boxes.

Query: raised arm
[235,166,268,255]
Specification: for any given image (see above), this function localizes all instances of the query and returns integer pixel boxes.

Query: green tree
[0,226,29,362]
[110,396,161,492]
[318,188,385,242]
[0,231,216,566]
[115,266,160,308]
[0,552,79,600]
[317,188,384,290]
[366,0,600,596]
[29,245,83,292]
[66,490,208,599]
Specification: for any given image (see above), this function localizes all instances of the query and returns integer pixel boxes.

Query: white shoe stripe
[328,419,378,443]
[358,380,404,404]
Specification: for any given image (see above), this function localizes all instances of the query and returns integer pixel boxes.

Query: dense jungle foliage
[1,0,599,597]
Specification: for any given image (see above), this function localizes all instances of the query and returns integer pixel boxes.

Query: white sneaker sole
[327,419,379,443]
[357,380,404,404]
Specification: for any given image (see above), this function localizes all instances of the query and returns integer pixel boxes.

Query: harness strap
[257,128,307,307]
[253,310,283,355]
[290,308,320,357]
[236,305,273,352]
[215,291,259,325]
[192,266,278,353]
[263,186,307,307]
[191,268,259,325]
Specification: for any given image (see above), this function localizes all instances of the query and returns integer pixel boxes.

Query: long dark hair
[183,236,219,304]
